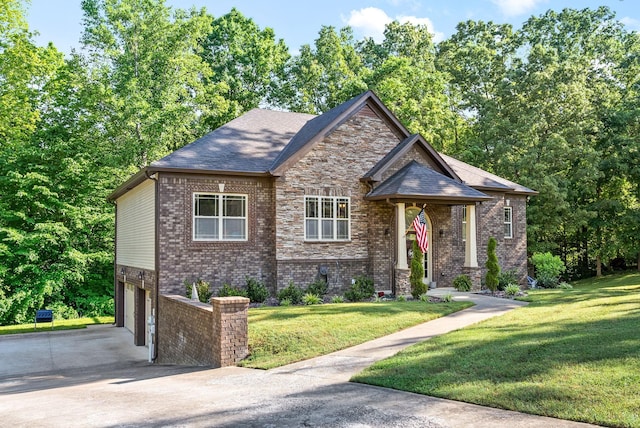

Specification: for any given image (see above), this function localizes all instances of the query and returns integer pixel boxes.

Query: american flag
[412,209,429,254]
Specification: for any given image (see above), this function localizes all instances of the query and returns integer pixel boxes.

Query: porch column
[464,204,478,268]
[395,202,408,269]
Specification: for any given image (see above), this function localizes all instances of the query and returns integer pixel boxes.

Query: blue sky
[26,0,640,55]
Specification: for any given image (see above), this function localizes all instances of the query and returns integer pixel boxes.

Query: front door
[405,206,432,285]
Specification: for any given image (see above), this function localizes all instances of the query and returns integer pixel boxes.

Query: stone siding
[274,105,402,290]
[157,174,276,295]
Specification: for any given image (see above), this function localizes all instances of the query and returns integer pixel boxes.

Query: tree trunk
[596,254,602,277]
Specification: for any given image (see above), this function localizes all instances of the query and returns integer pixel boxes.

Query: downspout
[146,170,159,363]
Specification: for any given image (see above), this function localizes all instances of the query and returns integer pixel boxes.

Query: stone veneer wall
[157,174,276,295]
[273,105,403,291]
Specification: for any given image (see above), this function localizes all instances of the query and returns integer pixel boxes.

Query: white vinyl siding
[304,196,350,241]
[116,179,155,270]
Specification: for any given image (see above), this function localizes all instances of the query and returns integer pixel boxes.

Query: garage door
[124,283,135,333]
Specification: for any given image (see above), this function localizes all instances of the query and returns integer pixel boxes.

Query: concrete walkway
[0,290,598,427]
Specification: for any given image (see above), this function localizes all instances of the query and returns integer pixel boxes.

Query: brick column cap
[210,296,250,304]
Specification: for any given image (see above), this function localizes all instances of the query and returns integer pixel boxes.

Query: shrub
[558,282,573,290]
[530,252,565,288]
[453,274,472,292]
[441,293,453,303]
[185,279,213,303]
[504,284,520,296]
[331,295,345,304]
[302,293,323,305]
[410,240,427,299]
[306,278,328,296]
[50,302,79,320]
[76,295,115,317]
[498,269,519,291]
[279,298,291,307]
[485,237,500,292]
[344,275,374,302]
[217,283,248,298]
[245,276,268,303]
[419,294,430,302]
[396,295,406,302]
[277,281,303,305]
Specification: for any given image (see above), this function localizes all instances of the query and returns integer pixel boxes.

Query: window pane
[321,219,333,239]
[195,218,218,239]
[337,199,348,219]
[306,198,318,218]
[223,219,245,239]
[504,223,512,238]
[337,220,349,239]
[504,207,512,222]
[196,196,217,216]
[322,198,333,218]
[306,219,318,239]
[224,195,245,217]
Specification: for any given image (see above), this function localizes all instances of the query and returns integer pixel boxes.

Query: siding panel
[116,179,156,269]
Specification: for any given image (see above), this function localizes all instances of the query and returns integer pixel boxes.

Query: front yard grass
[0,316,114,335]
[240,300,473,369]
[352,272,640,428]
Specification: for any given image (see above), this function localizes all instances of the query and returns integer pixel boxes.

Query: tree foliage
[2,2,639,324]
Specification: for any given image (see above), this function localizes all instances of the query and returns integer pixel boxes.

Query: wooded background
[1,0,638,324]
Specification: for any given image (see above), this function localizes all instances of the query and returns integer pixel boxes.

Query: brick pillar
[211,296,250,368]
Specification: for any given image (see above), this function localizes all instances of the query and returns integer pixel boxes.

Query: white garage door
[124,283,135,333]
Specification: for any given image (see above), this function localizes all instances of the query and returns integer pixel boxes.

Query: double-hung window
[504,206,513,239]
[193,193,247,241]
[305,196,350,241]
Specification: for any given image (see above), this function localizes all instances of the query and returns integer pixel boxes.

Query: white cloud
[345,7,443,43]
[491,0,547,17]
[621,17,640,30]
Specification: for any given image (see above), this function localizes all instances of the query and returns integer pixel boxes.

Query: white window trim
[504,206,513,239]
[193,193,248,242]
[304,196,351,241]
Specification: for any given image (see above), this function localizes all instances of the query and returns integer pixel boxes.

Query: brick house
[108,91,536,347]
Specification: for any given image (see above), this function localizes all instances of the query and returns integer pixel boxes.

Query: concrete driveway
[0,293,598,427]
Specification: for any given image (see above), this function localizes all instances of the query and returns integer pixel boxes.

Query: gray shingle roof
[366,160,492,202]
[439,154,538,195]
[152,109,315,173]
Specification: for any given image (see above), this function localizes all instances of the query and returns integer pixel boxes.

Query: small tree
[410,240,426,299]
[485,237,500,292]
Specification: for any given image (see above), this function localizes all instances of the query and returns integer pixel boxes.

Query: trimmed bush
[185,279,213,303]
[245,276,268,303]
[306,279,328,296]
[410,240,426,299]
[344,275,374,302]
[498,269,519,291]
[453,274,472,292]
[217,283,248,298]
[277,281,303,305]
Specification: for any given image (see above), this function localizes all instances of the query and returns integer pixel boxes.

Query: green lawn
[240,300,473,369]
[352,272,640,428]
[0,316,115,335]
